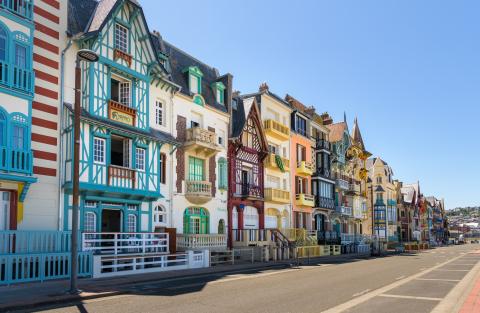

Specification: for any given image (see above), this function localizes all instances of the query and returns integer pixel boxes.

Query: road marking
[415,278,461,282]
[447,263,476,266]
[352,289,371,297]
[433,269,469,272]
[379,294,442,301]
[321,253,467,313]
[395,275,405,280]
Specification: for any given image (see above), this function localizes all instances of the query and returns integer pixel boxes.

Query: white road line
[352,289,371,297]
[321,253,467,313]
[415,278,461,282]
[433,269,469,272]
[447,264,476,266]
[395,275,405,280]
[379,294,442,301]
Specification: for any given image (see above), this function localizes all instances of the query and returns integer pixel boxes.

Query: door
[0,191,10,230]
[101,209,122,232]
[265,214,277,229]
[244,206,259,229]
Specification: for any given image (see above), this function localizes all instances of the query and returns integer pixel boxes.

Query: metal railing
[315,139,331,151]
[317,196,335,210]
[82,232,169,255]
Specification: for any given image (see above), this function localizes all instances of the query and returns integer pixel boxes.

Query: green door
[183,207,209,234]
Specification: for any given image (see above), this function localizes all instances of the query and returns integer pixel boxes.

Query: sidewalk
[458,250,480,313]
[0,252,376,311]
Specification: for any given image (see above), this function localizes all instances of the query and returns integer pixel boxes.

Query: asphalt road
[27,244,480,313]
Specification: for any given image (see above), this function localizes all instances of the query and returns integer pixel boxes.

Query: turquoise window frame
[183,66,203,94]
[183,207,209,234]
[211,81,226,105]
[218,157,227,190]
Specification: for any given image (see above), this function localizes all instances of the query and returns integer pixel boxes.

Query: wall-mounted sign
[110,108,134,126]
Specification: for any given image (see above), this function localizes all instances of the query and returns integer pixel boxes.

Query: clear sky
[140,0,480,210]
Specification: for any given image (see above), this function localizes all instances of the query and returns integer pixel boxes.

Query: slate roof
[67,0,98,35]
[351,117,365,150]
[162,41,230,113]
[326,122,347,142]
[231,97,246,138]
[64,103,179,146]
[241,89,291,112]
[87,0,117,33]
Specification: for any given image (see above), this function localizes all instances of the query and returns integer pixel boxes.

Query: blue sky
[141,0,480,209]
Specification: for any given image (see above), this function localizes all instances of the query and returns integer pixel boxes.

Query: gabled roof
[351,117,365,150]
[375,185,385,192]
[164,41,230,113]
[326,122,347,142]
[284,94,315,118]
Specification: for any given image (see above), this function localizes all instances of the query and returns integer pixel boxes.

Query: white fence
[176,234,227,250]
[82,232,169,255]
[92,250,209,278]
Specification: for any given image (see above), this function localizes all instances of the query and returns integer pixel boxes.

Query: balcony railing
[265,188,290,204]
[0,61,34,94]
[185,180,212,204]
[0,0,33,20]
[176,234,227,250]
[264,153,290,172]
[184,127,221,158]
[295,193,315,207]
[316,196,335,210]
[0,146,32,174]
[315,167,331,178]
[348,182,361,194]
[336,206,353,216]
[263,119,290,141]
[235,182,263,199]
[317,231,341,245]
[315,139,331,151]
[108,165,136,189]
[296,160,314,176]
[232,229,272,246]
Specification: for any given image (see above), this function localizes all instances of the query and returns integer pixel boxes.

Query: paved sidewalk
[458,250,480,313]
[0,252,377,312]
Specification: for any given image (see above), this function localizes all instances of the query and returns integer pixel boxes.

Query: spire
[343,111,347,123]
[351,116,365,150]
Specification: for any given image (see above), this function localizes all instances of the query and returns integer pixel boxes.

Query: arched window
[127,214,137,232]
[84,212,96,233]
[11,113,27,150]
[183,207,209,234]
[0,110,6,147]
[0,26,7,61]
[153,205,166,224]
[218,157,227,190]
[218,219,225,234]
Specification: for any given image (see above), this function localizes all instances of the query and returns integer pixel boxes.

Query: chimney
[305,106,316,116]
[321,112,333,125]
[232,90,241,98]
[259,82,269,92]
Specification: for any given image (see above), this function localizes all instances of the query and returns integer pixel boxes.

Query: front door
[101,209,122,232]
[0,191,10,230]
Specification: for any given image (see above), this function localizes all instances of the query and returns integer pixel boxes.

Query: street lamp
[70,49,99,294]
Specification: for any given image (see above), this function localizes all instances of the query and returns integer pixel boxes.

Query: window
[160,153,166,184]
[114,23,128,53]
[216,88,224,104]
[12,125,25,150]
[84,212,96,232]
[183,207,209,234]
[93,137,105,164]
[154,205,166,224]
[15,44,26,68]
[218,129,225,147]
[111,77,131,107]
[376,193,384,203]
[218,157,227,190]
[295,115,307,136]
[188,157,204,181]
[155,100,164,126]
[376,176,382,184]
[296,144,306,162]
[127,214,137,232]
[0,27,6,61]
[0,112,5,146]
[190,74,199,94]
[218,219,225,234]
[135,147,145,171]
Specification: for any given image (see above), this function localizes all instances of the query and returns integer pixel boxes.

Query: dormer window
[183,66,203,95]
[211,82,226,104]
[115,23,128,53]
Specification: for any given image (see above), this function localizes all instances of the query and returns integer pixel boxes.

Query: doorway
[0,191,10,230]
[101,209,122,232]
[110,135,130,168]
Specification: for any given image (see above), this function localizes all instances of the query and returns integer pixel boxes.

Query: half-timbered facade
[63,0,178,232]
[228,96,269,247]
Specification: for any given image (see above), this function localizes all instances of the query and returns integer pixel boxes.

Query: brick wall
[208,126,217,197]
[176,116,186,193]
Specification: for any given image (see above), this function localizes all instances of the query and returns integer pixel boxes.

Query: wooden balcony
[113,48,132,67]
[185,180,212,204]
[108,99,136,127]
[184,127,222,158]
[296,161,314,176]
[176,234,227,251]
[263,119,290,141]
[264,153,290,172]
[108,165,136,189]
[295,193,315,207]
[265,188,290,204]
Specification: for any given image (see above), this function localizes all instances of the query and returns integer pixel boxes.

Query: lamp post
[70,49,99,294]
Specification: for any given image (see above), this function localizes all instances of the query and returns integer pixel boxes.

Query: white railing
[176,234,227,250]
[336,179,349,190]
[82,232,169,255]
[185,180,212,197]
[92,250,209,278]
[186,127,217,146]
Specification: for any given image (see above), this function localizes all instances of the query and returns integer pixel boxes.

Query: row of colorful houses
[0,0,448,256]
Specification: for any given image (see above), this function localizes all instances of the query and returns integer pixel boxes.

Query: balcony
[263,119,290,141]
[315,139,331,151]
[336,206,353,217]
[348,182,361,194]
[315,167,331,179]
[185,180,212,204]
[176,234,227,251]
[264,153,290,172]
[235,182,263,199]
[232,229,272,247]
[0,147,32,174]
[0,61,34,94]
[108,99,136,127]
[108,165,136,189]
[265,188,290,204]
[316,196,335,210]
[0,0,33,20]
[184,127,222,158]
[296,161,314,176]
[295,193,315,207]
